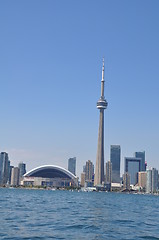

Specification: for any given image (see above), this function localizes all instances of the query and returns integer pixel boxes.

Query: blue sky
[0,0,159,177]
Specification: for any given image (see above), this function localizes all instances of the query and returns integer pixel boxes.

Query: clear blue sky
[0,0,159,177]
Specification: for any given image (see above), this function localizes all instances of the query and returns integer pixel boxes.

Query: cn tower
[94,59,108,186]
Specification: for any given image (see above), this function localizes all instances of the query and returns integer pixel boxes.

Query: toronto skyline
[0,1,159,178]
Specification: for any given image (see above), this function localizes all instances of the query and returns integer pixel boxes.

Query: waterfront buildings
[123,172,130,190]
[135,151,146,171]
[0,152,27,186]
[85,160,94,182]
[105,161,112,184]
[125,157,141,185]
[80,172,86,187]
[8,160,10,183]
[11,167,20,186]
[18,162,26,179]
[94,59,108,186]
[22,165,78,187]
[110,145,121,183]
[9,165,14,184]
[81,160,94,187]
[146,168,158,193]
[111,183,121,191]
[138,171,147,190]
[68,157,76,176]
[0,152,9,185]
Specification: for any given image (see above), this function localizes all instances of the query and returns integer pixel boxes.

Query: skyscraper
[80,172,86,187]
[125,157,141,185]
[18,162,26,179]
[68,157,76,175]
[138,171,147,190]
[0,152,9,185]
[135,151,146,171]
[105,161,112,184]
[123,172,130,190]
[110,145,121,183]
[9,165,14,184]
[94,59,108,186]
[11,167,20,186]
[146,168,158,193]
[85,160,94,182]
[83,165,86,173]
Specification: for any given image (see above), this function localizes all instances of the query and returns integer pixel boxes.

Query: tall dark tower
[94,59,108,186]
[110,145,121,183]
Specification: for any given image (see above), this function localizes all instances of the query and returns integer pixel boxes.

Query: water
[0,188,159,240]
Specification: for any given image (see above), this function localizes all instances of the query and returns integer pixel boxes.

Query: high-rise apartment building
[8,160,10,182]
[105,161,112,184]
[68,157,76,175]
[146,168,158,193]
[11,167,20,186]
[125,157,141,185]
[94,59,108,186]
[138,171,147,190]
[9,165,14,184]
[81,160,94,187]
[110,145,121,183]
[18,162,26,179]
[123,172,130,190]
[0,152,9,185]
[135,151,146,171]
[80,172,86,187]
[85,160,94,182]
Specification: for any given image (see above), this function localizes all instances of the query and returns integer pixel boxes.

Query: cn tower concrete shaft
[94,59,108,186]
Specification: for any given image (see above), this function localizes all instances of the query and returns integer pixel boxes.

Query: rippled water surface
[0,188,159,239]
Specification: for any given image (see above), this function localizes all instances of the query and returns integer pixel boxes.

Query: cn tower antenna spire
[101,57,105,97]
[102,57,104,81]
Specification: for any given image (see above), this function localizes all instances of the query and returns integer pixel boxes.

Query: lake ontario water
[0,188,159,240]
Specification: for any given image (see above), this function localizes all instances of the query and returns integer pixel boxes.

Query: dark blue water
[0,188,159,240]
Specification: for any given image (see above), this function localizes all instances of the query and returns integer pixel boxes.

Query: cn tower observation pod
[23,165,78,187]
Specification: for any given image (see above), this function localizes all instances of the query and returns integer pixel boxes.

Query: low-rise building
[22,165,78,188]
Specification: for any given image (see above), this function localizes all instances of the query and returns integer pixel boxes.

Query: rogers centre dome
[22,165,78,187]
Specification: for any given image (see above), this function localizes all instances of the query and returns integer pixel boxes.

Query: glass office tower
[68,157,76,176]
[110,145,121,183]
[135,151,146,171]
[125,157,141,185]
[0,152,9,185]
